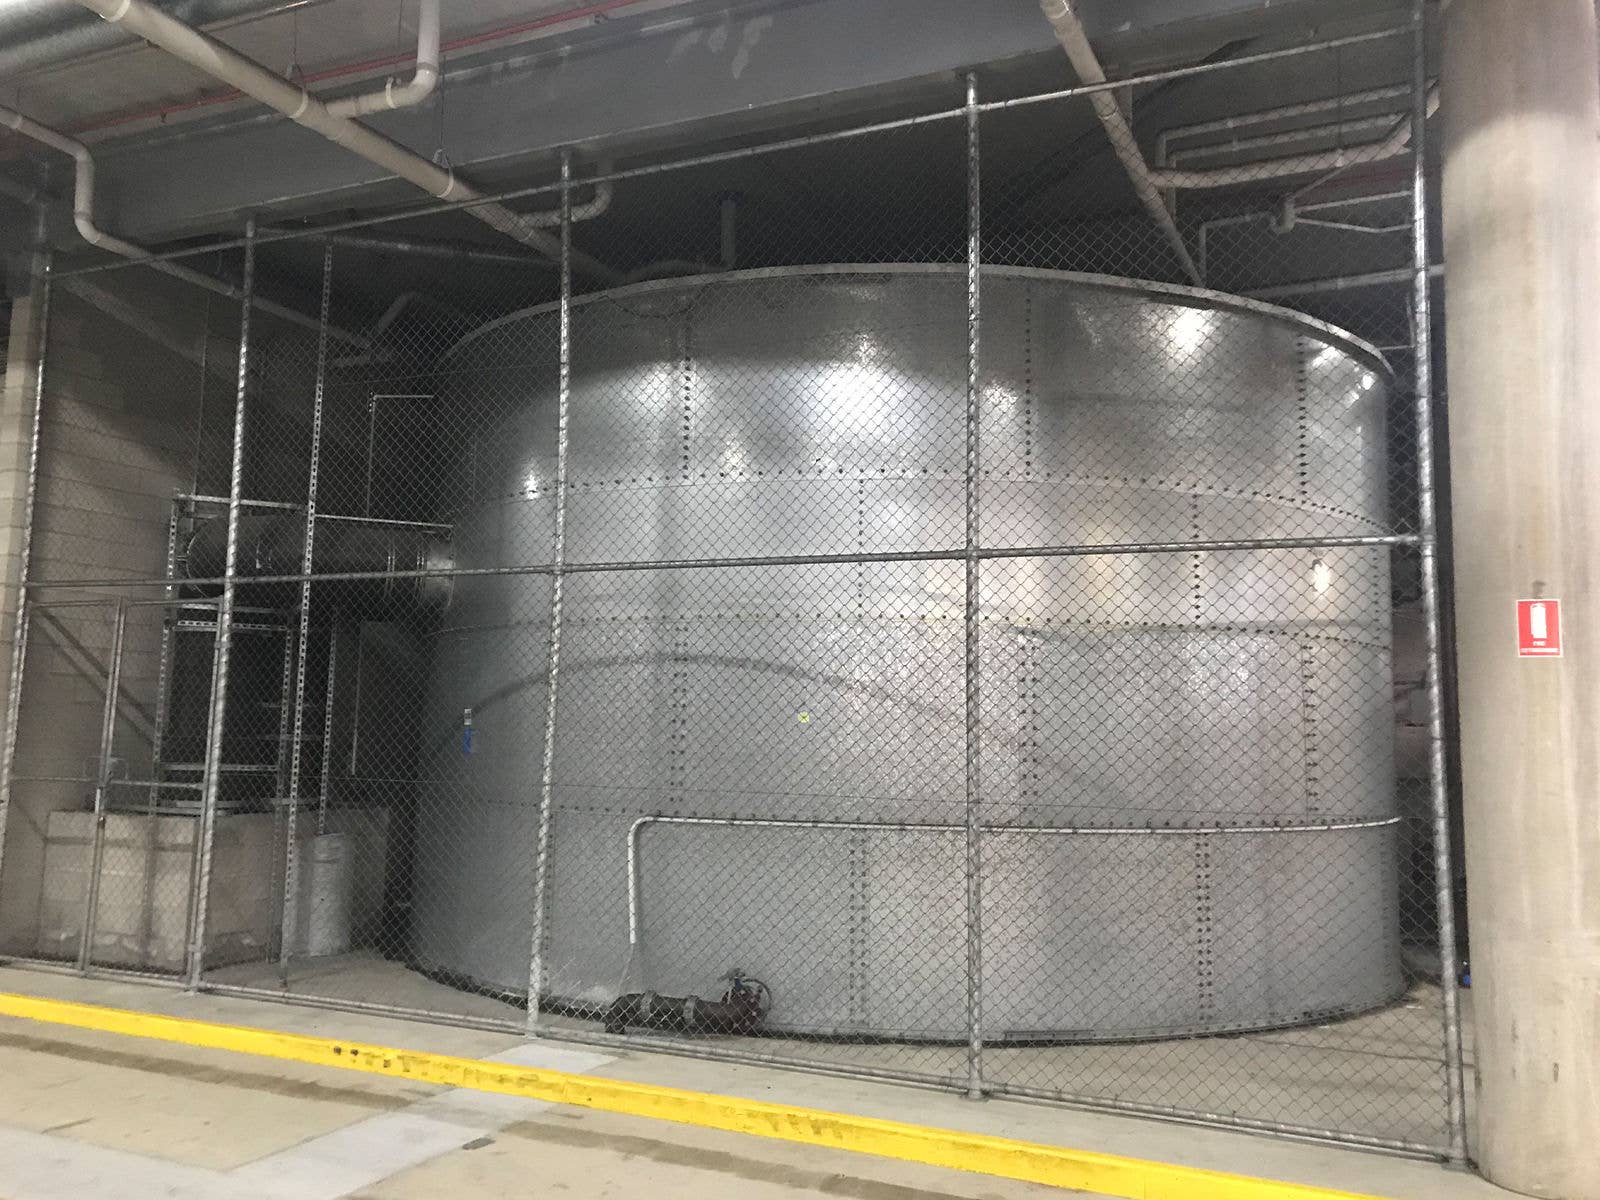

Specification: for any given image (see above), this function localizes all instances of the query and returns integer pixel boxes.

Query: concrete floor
[0,965,1507,1200]
[207,950,1470,1151]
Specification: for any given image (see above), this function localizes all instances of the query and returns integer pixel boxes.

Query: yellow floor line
[0,990,1391,1200]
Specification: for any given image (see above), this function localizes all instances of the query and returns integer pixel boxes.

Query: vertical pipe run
[962,72,985,1102]
[527,149,574,1034]
[77,599,127,972]
[283,240,334,967]
[188,217,256,989]
[0,232,50,888]
[1408,0,1467,1163]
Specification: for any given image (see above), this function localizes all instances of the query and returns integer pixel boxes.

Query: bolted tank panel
[410,266,1400,1040]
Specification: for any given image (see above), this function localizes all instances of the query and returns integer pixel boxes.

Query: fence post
[78,598,127,972]
[1408,0,1469,1164]
[281,238,335,971]
[528,149,574,1033]
[0,227,51,893]
[963,71,986,1101]
[188,216,256,989]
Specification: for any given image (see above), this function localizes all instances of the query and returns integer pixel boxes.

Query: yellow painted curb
[0,991,1391,1200]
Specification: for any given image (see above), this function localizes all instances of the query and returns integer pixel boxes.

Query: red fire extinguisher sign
[1517,598,1563,658]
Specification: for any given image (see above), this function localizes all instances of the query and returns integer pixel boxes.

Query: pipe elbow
[328,61,436,117]
[391,60,440,107]
[72,211,106,248]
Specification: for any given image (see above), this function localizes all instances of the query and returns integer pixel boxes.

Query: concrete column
[1441,2,1600,1195]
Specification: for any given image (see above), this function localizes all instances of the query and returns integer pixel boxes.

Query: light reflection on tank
[409,266,1401,1041]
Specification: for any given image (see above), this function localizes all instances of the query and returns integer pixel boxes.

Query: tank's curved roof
[439,262,1392,373]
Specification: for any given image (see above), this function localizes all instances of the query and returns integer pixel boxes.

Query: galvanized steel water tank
[411,265,1400,1040]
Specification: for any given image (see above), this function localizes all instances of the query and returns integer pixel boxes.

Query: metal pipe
[960,72,984,1102]
[0,104,370,348]
[282,240,334,968]
[14,774,199,790]
[1155,84,1414,164]
[173,493,446,527]
[0,0,297,80]
[990,27,1412,116]
[1198,192,1415,277]
[186,217,256,990]
[30,533,1418,595]
[69,0,618,281]
[0,230,51,900]
[1149,92,1438,190]
[527,150,574,1034]
[184,510,453,610]
[1243,265,1441,299]
[77,599,127,973]
[1408,0,1468,1165]
[1167,113,1407,167]
[357,394,429,519]
[625,815,1403,947]
[285,230,550,267]
[518,172,612,229]
[43,27,1412,286]
[325,0,438,118]
[74,0,651,136]
[1035,0,1202,284]
[1291,216,1411,236]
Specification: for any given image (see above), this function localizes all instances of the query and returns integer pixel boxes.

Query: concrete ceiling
[0,0,1412,250]
[3,0,700,131]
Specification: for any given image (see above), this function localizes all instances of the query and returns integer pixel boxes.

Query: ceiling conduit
[1147,94,1438,191]
[324,0,439,118]
[0,102,373,349]
[1037,0,1203,284]
[0,0,296,81]
[69,0,620,282]
[1037,1,1436,280]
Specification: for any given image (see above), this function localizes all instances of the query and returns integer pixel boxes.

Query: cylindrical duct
[185,512,453,612]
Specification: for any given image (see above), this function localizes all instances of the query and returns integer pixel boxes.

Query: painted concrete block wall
[0,266,227,955]
[35,810,277,970]
[0,252,379,964]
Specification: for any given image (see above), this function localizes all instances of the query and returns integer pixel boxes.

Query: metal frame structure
[0,13,1468,1163]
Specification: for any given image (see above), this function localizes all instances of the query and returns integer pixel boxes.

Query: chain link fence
[0,15,1466,1159]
